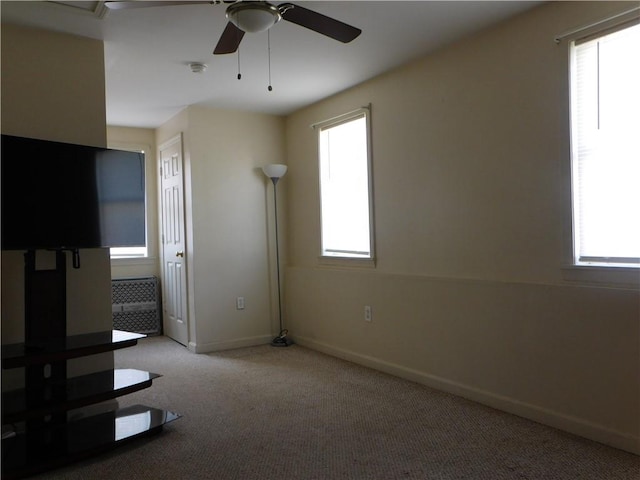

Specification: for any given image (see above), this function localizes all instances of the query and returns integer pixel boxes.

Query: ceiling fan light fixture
[226,2,281,33]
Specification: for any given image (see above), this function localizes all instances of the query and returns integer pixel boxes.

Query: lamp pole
[271,175,283,335]
[262,164,291,346]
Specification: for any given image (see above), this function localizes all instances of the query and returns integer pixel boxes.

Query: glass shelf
[1,330,146,369]
[1,404,181,479]
[2,369,161,424]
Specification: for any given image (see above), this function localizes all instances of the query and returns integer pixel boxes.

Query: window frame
[314,106,376,267]
[561,14,640,287]
[107,142,154,266]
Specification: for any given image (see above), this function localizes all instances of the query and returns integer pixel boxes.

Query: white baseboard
[294,335,639,456]
[189,334,273,354]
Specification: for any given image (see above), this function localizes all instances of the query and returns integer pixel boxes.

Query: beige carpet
[32,335,639,479]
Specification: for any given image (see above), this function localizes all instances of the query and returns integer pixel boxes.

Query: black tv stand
[1,250,180,479]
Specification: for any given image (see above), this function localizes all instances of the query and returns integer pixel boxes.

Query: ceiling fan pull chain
[267,29,273,92]
[237,19,242,80]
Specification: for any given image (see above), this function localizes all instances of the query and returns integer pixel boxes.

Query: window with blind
[108,146,148,259]
[317,108,374,260]
[569,21,640,267]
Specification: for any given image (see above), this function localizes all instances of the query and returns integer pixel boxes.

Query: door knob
[176,251,184,257]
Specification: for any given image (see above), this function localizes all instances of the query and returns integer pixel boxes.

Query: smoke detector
[189,62,207,74]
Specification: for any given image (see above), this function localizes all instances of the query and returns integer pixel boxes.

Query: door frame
[158,133,190,346]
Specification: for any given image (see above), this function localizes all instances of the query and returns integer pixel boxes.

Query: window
[110,245,147,258]
[108,146,148,259]
[569,21,640,268]
[317,107,374,260]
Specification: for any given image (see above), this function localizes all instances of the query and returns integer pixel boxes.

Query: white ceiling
[1,1,543,128]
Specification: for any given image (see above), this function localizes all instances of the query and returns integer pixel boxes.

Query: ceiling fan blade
[213,22,245,54]
[105,1,216,10]
[279,3,361,43]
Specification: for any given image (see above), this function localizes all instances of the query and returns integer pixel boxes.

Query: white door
[159,134,189,346]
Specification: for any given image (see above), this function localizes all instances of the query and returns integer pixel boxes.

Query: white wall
[283,2,639,454]
[156,106,286,352]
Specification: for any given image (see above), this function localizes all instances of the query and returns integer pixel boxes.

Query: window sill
[110,256,156,267]
[318,256,376,269]
[562,264,639,288]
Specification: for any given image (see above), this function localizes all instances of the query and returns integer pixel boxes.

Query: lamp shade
[262,164,288,179]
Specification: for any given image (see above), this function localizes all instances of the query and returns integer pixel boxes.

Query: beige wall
[157,106,286,352]
[284,2,639,454]
[1,24,112,383]
[1,23,106,147]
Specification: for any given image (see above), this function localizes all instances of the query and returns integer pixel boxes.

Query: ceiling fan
[104,1,362,55]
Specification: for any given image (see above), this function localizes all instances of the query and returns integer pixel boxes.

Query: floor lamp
[262,164,292,347]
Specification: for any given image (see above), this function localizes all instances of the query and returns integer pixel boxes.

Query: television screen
[1,134,145,251]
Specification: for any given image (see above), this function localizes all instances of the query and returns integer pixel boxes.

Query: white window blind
[570,21,640,266]
[318,110,373,258]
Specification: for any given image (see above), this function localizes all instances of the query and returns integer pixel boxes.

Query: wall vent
[111,276,162,336]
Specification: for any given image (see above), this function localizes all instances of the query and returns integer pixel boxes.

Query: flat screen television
[1,134,146,251]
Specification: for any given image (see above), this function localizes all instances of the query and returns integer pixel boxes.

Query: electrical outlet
[364,305,372,322]
[236,297,245,310]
